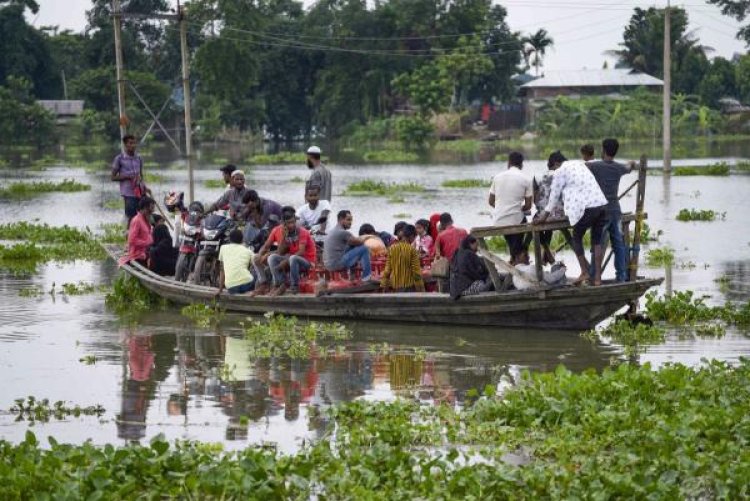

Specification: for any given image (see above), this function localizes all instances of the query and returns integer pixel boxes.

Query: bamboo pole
[112,0,127,146]
[663,1,672,174]
[629,156,648,283]
[178,1,195,203]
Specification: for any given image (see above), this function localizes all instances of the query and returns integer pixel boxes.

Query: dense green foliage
[2,359,750,498]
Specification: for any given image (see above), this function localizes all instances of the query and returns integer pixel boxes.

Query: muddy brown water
[0,152,749,451]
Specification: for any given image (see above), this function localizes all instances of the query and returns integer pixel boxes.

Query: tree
[0,76,56,146]
[522,29,554,76]
[736,54,750,103]
[697,57,737,107]
[707,0,750,46]
[610,7,712,96]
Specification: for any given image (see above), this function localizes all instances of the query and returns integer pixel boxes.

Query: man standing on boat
[111,135,149,226]
[535,159,607,286]
[306,146,332,202]
[488,151,533,264]
[586,138,635,282]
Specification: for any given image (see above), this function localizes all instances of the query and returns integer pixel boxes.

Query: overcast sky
[29,0,746,71]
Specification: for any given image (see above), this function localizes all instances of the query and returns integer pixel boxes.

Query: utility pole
[113,0,128,149]
[662,0,672,175]
[178,0,195,202]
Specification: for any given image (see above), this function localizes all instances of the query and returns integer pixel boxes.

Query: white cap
[306,145,321,155]
[231,170,245,178]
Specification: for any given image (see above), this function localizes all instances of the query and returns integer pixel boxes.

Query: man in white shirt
[488,151,533,264]
[535,159,608,286]
[296,185,331,244]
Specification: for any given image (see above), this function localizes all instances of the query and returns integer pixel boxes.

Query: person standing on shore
[306,146,332,202]
[111,135,149,226]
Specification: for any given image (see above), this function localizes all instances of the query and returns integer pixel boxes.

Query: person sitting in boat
[534,159,608,286]
[489,151,532,265]
[216,229,255,295]
[205,170,248,220]
[297,185,331,245]
[391,221,407,245]
[249,206,296,296]
[358,224,387,258]
[323,210,373,282]
[266,212,317,296]
[449,235,493,299]
[381,224,425,293]
[414,218,434,257]
[118,196,155,267]
[148,215,178,276]
[534,151,568,265]
[239,189,283,246]
[434,213,467,261]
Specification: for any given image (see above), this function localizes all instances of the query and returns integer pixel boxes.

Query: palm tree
[522,29,554,76]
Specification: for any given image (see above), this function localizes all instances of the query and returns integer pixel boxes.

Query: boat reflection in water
[115,320,616,446]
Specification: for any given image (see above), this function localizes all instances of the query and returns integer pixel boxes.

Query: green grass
[0,179,90,199]
[672,162,730,176]
[343,179,425,196]
[361,150,419,163]
[441,178,491,188]
[676,208,725,222]
[247,152,307,165]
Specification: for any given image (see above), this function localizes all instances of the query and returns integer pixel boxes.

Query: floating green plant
[0,179,90,199]
[143,172,166,184]
[676,208,725,222]
[79,355,97,365]
[60,281,99,296]
[10,396,105,423]
[102,197,123,210]
[243,313,351,358]
[343,180,425,196]
[290,176,305,183]
[639,222,662,242]
[105,273,166,315]
[392,213,411,219]
[97,223,126,244]
[441,178,491,188]
[645,290,750,326]
[583,320,666,357]
[247,152,306,165]
[672,162,730,176]
[180,303,224,328]
[18,286,43,297]
[361,150,419,163]
[203,179,226,188]
[645,247,675,267]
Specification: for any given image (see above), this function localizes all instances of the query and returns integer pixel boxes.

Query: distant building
[519,68,663,123]
[36,100,85,124]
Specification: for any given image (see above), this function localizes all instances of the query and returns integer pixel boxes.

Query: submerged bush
[0,179,90,199]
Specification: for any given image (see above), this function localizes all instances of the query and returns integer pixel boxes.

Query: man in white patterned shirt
[534,159,608,286]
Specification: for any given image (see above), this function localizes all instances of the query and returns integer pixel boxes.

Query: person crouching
[381,224,425,293]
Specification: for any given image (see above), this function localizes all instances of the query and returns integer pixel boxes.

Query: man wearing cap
[206,170,249,219]
[306,146,332,202]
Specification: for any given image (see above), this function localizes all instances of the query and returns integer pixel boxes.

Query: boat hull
[108,246,661,330]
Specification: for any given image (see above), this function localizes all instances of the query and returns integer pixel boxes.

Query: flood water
[1,145,749,451]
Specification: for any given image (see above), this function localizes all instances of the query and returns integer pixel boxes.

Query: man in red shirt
[434,213,467,261]
[263,212,316,296]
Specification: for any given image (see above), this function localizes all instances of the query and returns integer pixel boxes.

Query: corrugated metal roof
[520,69,663,88]
[37,100,85,116]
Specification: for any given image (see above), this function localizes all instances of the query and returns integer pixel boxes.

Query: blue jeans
[590,214,628,282]
[269,254,311,287]
[124,196,139,223]
[331,245,371,278]
[228,280,254,294]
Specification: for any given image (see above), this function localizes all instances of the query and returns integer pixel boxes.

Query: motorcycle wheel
[175,253,193,282]
[192,254,213,286]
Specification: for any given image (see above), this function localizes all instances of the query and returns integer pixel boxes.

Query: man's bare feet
[248,283,269,297]
[268,284,287,297]
[573,274,590,286]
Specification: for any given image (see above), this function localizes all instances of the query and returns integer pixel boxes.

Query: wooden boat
[106,157,661,330]
[104,243,659,330]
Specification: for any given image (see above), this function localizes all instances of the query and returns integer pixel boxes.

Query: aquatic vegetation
[4,359,750,498]
[672,162,730,176]
[102,197,123,210]
[17,286,43,297]
[0,179,90,199]
[362,150,419,163]
[736,161,750,172]
[243,313,351,358]
[645,246,674,267]
[0,222,91,243]
[143,172,166,184]
[485,235,508,252]
[392,212,411,219]
[290,176,305,183]
[60,281,98,296]
[441,178,491,188]
[9,396,105,423]
[676,208,725,222]
[180,303,224,328]
[645,290,750,326]
[247,152,306,164]
[79,355,97,365]
[0,241,106,266]
[639,222,662,242]
[203,179,225,188]
[97,223,126,244]
[583,320,666,357]
[715,275,731,293]
[343,180,425,196]
[105,273,166,315]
